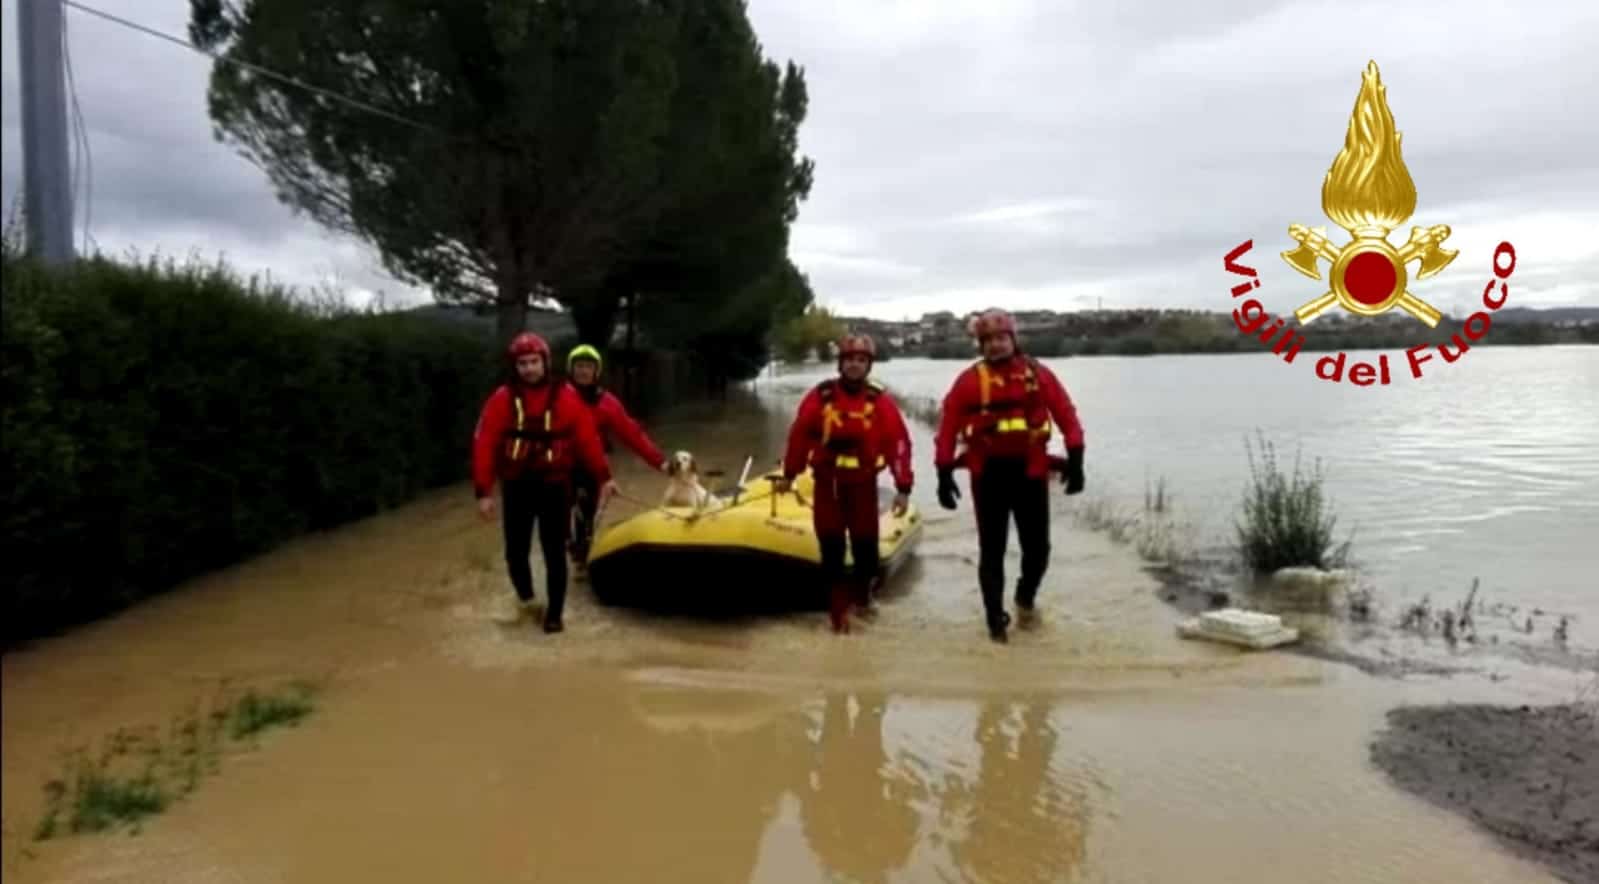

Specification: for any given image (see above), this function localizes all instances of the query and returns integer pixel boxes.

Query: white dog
[661,450,723,511]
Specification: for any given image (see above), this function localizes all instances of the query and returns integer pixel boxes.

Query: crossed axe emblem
[1281,223,1458,328]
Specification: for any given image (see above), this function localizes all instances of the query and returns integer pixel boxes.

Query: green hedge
[2,253,496,646]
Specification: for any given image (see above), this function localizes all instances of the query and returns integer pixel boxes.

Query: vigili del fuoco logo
[1223,61,1518,385]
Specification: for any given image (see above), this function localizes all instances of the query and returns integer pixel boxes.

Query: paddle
[728,455,755,506]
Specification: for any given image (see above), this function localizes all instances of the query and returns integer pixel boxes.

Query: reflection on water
[942,699,1089,884]
[787,691,1101,884]
[548,679,792,883]
[797,692,924,884]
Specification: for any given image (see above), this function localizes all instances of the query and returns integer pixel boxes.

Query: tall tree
[583,0,814,347]
[773,301,841,366]
[190,0,680,345]
[191,1,813,352]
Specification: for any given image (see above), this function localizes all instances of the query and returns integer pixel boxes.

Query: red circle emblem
[1345,251,1397,306]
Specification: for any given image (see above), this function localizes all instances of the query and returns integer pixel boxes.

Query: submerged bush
[33,680,320,840]
[1235,431,1347,573]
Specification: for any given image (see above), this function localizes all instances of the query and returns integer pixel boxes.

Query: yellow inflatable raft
[587,471,923,612]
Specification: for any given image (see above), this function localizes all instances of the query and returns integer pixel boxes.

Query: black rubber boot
[987,610,1011,643]
[1015,581,1039,627]
[543,615,564,634]
[851,578,879,621]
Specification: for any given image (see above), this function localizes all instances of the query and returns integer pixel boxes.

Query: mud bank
[1370,702,1599,884]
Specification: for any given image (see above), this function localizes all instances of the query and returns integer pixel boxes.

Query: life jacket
[961,357,1050,454]
[502,382,568,471]
[811,378,887,472]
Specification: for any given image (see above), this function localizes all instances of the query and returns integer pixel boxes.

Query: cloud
[951,199,1100,225]
[750,0,1599,314]
[3,0,1595,319]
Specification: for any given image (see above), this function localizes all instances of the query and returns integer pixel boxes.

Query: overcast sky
[4,0,1597,321]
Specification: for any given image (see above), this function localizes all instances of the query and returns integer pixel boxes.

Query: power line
[62,1,443,136]
[62,10,95,254]
[61,15,78,237]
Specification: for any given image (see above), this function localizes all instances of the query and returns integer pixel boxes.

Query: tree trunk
[625,292,637,351]
[495,273,528,349]
[569,288,623,349]
[622,293,639,404]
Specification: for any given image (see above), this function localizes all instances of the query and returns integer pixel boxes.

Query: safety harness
[964,357,1051,442]
[503,383,564,465]
[814,378,886,470]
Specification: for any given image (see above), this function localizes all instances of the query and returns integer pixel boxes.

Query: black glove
[1064,447,1085,495]
[936,468,960,510]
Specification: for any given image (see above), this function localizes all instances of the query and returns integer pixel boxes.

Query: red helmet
[837,333,876,360]
[968,308,1017,341]
[507,332,549,363]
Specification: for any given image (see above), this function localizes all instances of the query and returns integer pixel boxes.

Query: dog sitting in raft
[660,450,724,512]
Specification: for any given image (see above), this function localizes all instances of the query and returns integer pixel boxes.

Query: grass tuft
[33,680,320,842]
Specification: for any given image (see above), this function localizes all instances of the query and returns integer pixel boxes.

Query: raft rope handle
[611,490,696,522]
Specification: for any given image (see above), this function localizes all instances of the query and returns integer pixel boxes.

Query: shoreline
[1142,555,1599,679]
[795,340,1599,365]
[764,341,1599,377]
[905,339,1599,358]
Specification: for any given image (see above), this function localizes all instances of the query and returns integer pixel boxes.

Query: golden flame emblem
[1281,61,1457,327]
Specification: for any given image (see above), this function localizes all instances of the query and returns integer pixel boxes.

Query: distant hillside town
[827,306,1599,360]
[406,301,1599,363]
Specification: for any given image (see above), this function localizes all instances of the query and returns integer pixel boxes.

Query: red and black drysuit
[568,383,666,564]
[934,356,1085,631]
[782,378,914,625]
[472,377,611,625]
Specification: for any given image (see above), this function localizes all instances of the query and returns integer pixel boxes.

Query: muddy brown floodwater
[2,393,1591,883]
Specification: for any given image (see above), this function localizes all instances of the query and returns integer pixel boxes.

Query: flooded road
[2,389,1587,883]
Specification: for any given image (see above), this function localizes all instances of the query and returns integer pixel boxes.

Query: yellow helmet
[566,343,603,375]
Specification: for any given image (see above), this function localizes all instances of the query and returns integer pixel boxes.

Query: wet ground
[3,391,1594,882]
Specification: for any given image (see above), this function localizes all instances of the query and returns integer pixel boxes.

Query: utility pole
[18,0,75,264]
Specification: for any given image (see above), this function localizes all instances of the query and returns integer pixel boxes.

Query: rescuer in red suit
[933,309,1086,643]
[564,343,668,573]
[777,334,914,634]
[472,332,615,633]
